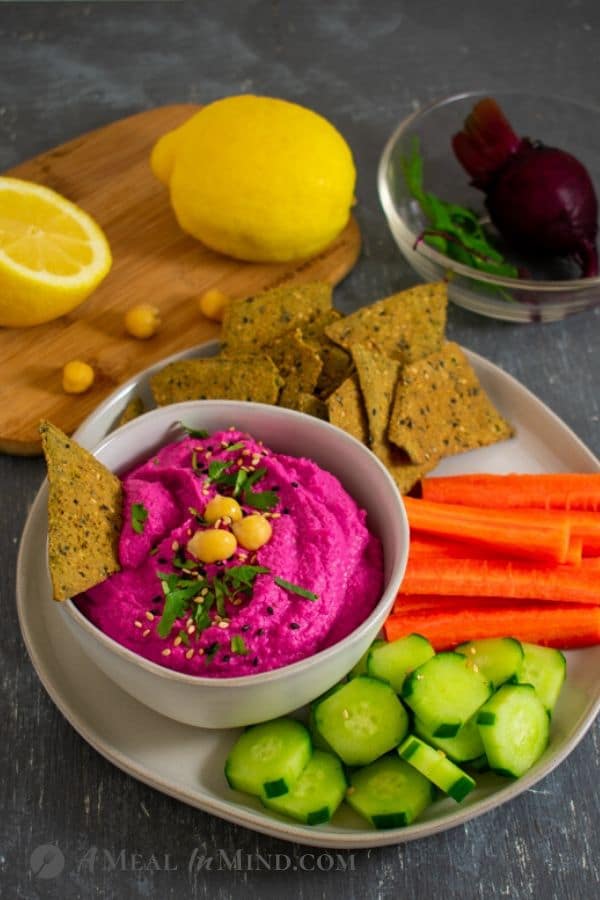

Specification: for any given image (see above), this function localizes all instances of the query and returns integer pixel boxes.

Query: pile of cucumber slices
[224,635,566,829]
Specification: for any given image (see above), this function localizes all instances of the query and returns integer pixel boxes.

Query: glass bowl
[378,90,600,323]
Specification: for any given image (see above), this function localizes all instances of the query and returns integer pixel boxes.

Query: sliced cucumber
[367,633,435,692]
[313,675,409,766]
[414,715,485,763]
[513,643,566,714]
[456,637,523,688]
[476,684,550,778]
[398,735,476,802]
[348,639,386,678]
[225,718,312,798]
[346,755,434,829]
[467,754,490,773]
[262,749,347,825]
[402,652,492,738]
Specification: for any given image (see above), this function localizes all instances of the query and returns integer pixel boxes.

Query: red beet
[452,98,599,277]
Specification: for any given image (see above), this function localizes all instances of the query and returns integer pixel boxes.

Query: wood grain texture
[1,104,360,455]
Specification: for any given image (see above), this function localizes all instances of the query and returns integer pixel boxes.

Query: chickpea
[197,288,231,322]
[125,304,161,339]
[62,360,95,394]
[187,528,237,563]
[232,514,273,551]
[204,494,243,524]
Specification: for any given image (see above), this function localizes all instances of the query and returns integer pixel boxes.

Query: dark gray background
[1,2,599,898]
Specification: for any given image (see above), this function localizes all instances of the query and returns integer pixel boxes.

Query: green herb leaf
[244,467,267,488]
[179,422,209,439]
[225,441,246,453]
[214,577,227,617]
[208,460,230,482]
[131,502,148,535]
[156,571,207,637]
[232,468,248,497]
[205,641,220,658]
[274,576,318,602]
[231,635,249,655]
[243,488,279,511]
[178,629,190,647]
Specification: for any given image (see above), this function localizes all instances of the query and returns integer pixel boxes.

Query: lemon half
[0,177,112,327]
[151,95,356,263]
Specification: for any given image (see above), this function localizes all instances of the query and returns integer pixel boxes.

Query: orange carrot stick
[404,496,571,564]
[399,557,600,605]
[409,534,583,565]
[384,603,600,650]
[421,472,600,512]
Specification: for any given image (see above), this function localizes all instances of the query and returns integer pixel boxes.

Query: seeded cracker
[116,395,144,429]
[295,393,328,419]
[325,282,447,363]
[388,341,514,463]
[150,357,283,406]
[222,281,332,349]
[352,344,438,493]
[269,330,324,409]
[327,374,369,443]
[40,421,122,601]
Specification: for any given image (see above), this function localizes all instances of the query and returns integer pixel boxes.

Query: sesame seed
[174,636,182,647]
[186,529,192,537]
[193,596,203,604]
[162,648,171,657]
[185,648,194,660]
[206,450,212,458]
[145,611,155,622]
[187,624,196,635]
[242,449,251,456]
[214,518,222,529]
[134,620,143,629]
[142,629,150,637]
[248,466,256,472]
[200,587,209,596]
[271,512,281,519]
[220,441,229,448]
[198,648,205,655]
[222,515,232,525]
[171,541,179,552]
[218,621,230,629]
[214,615,221,623]
[251,455,260,465]
[236,457,244,466]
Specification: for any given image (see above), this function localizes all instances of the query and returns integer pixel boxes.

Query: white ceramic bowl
[58,400,409,729]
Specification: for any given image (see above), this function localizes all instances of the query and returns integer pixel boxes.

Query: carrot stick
[409,534,583,565]
[384,603,600,650]
[399,557,600,605]
[404,496,571,564]
[567,511,600,556]
[421,472,600,512]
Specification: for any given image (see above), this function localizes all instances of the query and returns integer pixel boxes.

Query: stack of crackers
[138,281,513,494]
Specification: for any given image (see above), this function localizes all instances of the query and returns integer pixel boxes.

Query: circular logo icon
[30,844,65,880]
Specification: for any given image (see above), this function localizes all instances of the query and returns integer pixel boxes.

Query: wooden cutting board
[1,104,361,456]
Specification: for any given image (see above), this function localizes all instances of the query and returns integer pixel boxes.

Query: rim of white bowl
[378,88,600,293]
[60,400,409,687]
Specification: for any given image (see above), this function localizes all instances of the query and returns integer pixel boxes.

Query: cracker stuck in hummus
[40,420,122,601]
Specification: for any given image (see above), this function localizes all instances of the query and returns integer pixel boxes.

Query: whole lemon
[151,95,356,262]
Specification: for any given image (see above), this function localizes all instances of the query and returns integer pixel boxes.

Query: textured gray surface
[1,2,599,898]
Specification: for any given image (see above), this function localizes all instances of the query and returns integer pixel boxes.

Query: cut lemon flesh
[0,177,112,327]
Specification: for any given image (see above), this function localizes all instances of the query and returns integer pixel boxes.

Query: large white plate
[17,344,600,849]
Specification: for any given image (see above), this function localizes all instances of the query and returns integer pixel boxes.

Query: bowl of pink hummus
[59,400,409,727]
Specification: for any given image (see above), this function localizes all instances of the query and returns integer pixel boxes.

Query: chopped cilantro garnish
[131,503,148,534]
[232,468,248,497]
[205,641,220,658]
[245,467,267,487]
[207,459,230,482]
[243,488,279,511]
[231,635,249,655]
[225,441,245,453]
[274,577,318,602]
[178,629,190,647]
[179,423,209,439]
[157,572,207,637]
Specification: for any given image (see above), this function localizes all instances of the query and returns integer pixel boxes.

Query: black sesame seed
[282,508,291,515]
[266,606,274,615]
[241,624,250,632]
[289,622,300,630]
[252,657,259,667]
[255,628,264,636]
[222,655,230,663]
[291,481,299,488]
[158,557,169,564]
[271,485,281,491]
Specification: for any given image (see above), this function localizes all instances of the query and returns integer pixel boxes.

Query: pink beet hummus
[76,429,383,676]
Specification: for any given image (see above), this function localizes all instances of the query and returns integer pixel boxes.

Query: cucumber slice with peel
[456,637,523,688]
[476,684,549,778]
[414,715,485,763]
[398,735,476,802]
[225,718,311,799]
[367,633,435,692]
[262,750,347,825]
[513,643,566,714]
[348,639,386,678]
[313,675,409,766]
[402,652,492,738]
[346,755,434,829]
